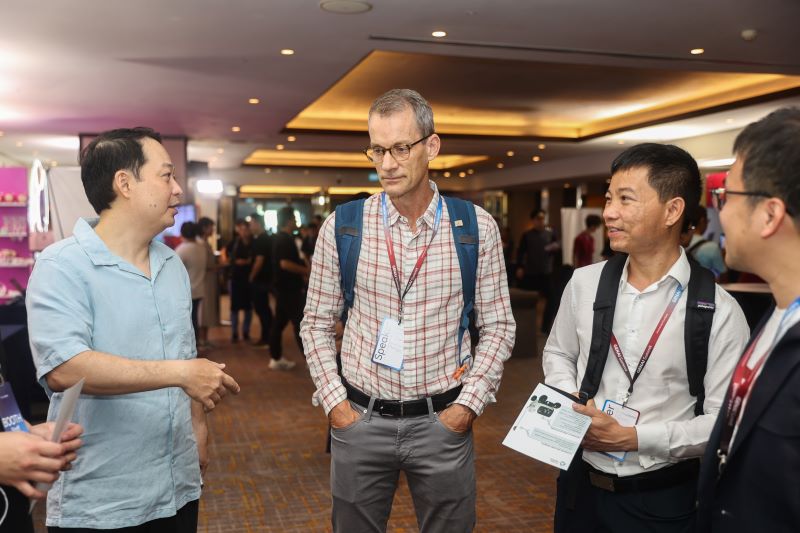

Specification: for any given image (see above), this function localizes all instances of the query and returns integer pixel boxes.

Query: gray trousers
[330,399,476,533]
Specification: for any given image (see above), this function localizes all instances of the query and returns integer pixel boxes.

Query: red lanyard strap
[381,192,443,323]
[609,284,684,404]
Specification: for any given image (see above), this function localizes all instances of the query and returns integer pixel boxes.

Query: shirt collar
[72,217,173,277]
[620,247,691,293]
[384,181,440,229]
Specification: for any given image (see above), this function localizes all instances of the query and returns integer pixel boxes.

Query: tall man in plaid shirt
[300,89,515,533]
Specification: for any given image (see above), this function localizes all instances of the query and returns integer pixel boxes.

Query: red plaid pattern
[300,184,515,415]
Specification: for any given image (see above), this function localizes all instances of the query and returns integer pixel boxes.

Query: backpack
[578,253,716,416]
[334,195,479,365]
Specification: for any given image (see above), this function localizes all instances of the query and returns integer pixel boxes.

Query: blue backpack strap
[443,196,479,366]
[334,199,365,317]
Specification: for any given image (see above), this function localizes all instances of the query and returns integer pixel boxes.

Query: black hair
[278,207,295,229]
[197,217,214,230]
[79,127,162,214]
[529,208,546,219]
[234,218,248,227]
[180,221,197,239]
[585,214,602,228]
[611,143,701,227]
[733,107,800,218]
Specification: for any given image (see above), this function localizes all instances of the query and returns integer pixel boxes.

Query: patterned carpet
[35,321,558,532]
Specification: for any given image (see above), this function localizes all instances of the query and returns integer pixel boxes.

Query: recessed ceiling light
[276,144,285,150]
[467,169,474,175]
[458,171,466,178]
[15,141,22,147]
[248,98,260,105]
[690,48,705,55]
[506,150,514,157]
[319,1,373,14]
[538,143,546,150]
[725,118,734,124]
[281,49,295,56]
[496,163,504,169]
[617,140,626,145]
[432,30,447,38]
[217,148,224,154]
[50,161,58,167]
[443,171,451,177]
[532,156,541,162]
[231,126,241,132]
[287,135,297,142]
[264,168,271,174]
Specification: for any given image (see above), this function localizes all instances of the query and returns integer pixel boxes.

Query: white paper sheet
[30,378,85,512]
[502,383,591,470]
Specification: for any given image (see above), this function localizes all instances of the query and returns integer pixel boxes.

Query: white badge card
[372,317,404,370]
[601,399,640,461]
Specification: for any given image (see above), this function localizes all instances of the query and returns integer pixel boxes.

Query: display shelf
[0,233,27,239]
[0,259,34,268]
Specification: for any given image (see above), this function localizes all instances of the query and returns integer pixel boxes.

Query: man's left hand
[572,399,638,452]
[438,404,477,434]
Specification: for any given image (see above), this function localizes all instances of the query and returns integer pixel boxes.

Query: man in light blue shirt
[26,127,240,532]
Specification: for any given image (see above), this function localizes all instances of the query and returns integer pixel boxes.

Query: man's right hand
[328,400,361,429]
[180,359,241,411]
[0,431,68,499]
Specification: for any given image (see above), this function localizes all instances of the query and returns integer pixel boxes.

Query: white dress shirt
[543,248,750,476]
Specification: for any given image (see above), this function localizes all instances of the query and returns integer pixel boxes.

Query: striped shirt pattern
[300,183,515,415]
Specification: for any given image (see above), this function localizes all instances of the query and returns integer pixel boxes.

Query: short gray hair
[369,89,435,137]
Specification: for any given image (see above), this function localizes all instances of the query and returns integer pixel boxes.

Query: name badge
[601,399,640,461]
[0,381,29,432]
[372,317,404,370]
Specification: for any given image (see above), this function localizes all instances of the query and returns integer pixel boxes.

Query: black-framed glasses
[710,187,775,211]
[364,134,433,164]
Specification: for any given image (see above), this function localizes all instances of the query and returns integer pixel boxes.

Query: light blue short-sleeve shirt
[26,218,201,529]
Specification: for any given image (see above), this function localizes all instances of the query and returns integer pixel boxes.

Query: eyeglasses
[364,134,433,164]
[710,187,775,211]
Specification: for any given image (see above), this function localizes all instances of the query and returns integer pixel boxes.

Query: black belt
[343,379,462,418]
[585,459,700,493]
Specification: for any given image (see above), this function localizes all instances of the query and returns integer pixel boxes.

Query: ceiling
[1,0,799,186]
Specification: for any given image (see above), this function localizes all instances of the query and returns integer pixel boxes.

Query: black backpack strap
[686,238,709,256]
[685,257,716,416]
[579,253,628,400]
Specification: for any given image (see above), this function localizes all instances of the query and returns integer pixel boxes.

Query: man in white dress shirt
[544,143,749,533]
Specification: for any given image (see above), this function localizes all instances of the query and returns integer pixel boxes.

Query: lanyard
[609,284,684,405]
[717,297,800,469]
[381,192,442,324]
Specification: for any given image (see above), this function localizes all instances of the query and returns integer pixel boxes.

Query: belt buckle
[379,401,400,417]
[588,471,616,492]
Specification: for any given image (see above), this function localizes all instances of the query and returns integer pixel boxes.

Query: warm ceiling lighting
[538,143,546,150]
[506,150,514,157]
[617,140,626,145]
[245,149,486,169]
[443,171,451,177]
[240,185,321,195]
[50,161,58,167]
[329,186,383,196]
[690,48,705,55]
[458,171,467,178]
[276,144,285,150]
[264,168,271,174]
[725,118,734,124]
[281,49,295,55]
[287,135,297,142]
[248,98,260,105]
[496,163,504,169]
[15,141,22,147]
[532,156,541,162]
[432,30,447,38]
[467,169,474,175]
[231,126,241,132]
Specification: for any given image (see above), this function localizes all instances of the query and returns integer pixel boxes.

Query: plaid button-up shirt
[300,182,515,415]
